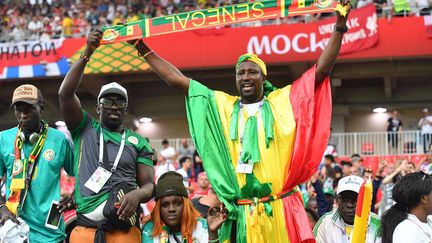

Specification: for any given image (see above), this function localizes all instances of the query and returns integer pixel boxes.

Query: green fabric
[394,0,410,12]
[229,98,274,163]
[241,174,273,217]
[240,116,260,163]
[261,99,274,148]
[263,80,277,97]
[186,79,246,243]
[229,100,240,141]
[0,127,74,243]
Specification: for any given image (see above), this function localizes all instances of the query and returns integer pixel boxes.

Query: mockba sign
[247,4,378,55]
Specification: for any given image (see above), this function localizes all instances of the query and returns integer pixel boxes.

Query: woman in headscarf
[142,171,226,243]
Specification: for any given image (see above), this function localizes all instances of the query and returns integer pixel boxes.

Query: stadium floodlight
[139,117,153,123]
[372,107,387,113]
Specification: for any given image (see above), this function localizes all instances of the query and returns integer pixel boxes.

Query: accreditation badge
[12,159,23,176]
[236,158,254,174]
[84,166,112,194]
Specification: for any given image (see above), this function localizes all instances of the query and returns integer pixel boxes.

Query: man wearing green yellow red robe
[111,1,350,242]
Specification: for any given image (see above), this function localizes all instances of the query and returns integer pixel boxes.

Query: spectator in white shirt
[418,108,432,153]
[176,157,194,194]
[313,175,382,243]
[155,154,175,181]
[160,139,176,165]
[381,172,432,243]
[27,15,43,40]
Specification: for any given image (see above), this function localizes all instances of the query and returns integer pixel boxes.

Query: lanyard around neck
[99,129,126,173]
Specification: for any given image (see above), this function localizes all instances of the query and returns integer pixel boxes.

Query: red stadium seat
[361,143,375,155]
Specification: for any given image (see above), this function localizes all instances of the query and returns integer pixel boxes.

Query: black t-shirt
[387,117,403,132]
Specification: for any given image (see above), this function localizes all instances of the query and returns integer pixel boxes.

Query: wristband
[334,25,348,34]
[208,239,219,243]
[80,52,90,62]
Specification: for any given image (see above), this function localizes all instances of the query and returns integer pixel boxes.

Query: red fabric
[355,181,367,217]
[283,64,332,242]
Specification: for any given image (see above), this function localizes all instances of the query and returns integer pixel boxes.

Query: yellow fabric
[237,53,267,76]
[345,225,353,236]
[127,15,139,22]
[214,85,296,243]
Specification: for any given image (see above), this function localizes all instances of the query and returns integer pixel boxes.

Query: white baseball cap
[337,175,364,195]
[97,82,128,104]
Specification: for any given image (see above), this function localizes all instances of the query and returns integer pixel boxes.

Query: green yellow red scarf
[6,121,48,215]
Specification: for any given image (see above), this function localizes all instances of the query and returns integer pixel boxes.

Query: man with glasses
[59,38,155,242]
[0,84,74,242]
[313,175,382,242]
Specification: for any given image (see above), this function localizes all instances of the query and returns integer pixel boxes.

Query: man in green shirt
[0,84,74,243]
[59,37,155,242]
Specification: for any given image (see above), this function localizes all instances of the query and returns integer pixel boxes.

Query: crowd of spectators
[0,0,431,43]
[302,148,432,232]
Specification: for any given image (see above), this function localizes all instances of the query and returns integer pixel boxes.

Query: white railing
[329,130,428,156]
[149,130,430,157]
[149,138,195,155]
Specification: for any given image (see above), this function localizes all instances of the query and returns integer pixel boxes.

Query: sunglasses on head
[99,98,127,109]
[421,170,431,182]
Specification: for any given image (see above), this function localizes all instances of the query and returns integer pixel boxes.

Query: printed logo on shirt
[12,159,23,175]
[43,149,55,161]
[128,136,138,145]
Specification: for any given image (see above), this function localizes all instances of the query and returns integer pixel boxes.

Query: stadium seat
[361,143,375,155]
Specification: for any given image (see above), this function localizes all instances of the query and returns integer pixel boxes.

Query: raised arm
[130,39,190,94]
[58,30,102,130]
[315,1,351,86]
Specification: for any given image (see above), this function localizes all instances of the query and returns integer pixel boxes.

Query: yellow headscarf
[236,53,276,96]
[236,53,267,76]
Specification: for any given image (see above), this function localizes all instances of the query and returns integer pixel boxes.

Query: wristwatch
[334,25,348,34]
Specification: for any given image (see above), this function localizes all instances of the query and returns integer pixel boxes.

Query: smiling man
[313,175,382,243]
[0,84,74,243]
[58,35,155,243]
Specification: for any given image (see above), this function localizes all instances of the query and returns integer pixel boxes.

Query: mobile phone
[45,200,61,230]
